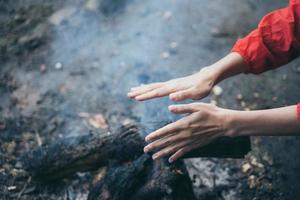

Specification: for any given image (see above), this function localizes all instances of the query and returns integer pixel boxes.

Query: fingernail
[152,154,158,160]
[168,105,175,111]
[145,136,150,142]
[169,94,176,100]
[144,147,149,153]
[168,157,174,163]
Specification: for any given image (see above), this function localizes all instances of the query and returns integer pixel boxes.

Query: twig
[17,176,31,199]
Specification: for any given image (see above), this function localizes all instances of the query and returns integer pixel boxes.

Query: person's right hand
[128,67,217,101]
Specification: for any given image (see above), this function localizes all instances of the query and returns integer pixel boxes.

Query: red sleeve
[231,0,300,74]
[297,103,300,121]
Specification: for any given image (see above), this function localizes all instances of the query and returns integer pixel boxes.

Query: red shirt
[231,0,300,120]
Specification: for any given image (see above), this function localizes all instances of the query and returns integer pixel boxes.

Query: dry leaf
[92,167,107,186]
[88,114,108,129]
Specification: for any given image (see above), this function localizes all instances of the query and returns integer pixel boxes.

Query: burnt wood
[88,154,196,200]
[21,125,145,181]
[22,124,250,181]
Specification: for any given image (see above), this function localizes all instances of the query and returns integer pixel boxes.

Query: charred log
[21,125,145,181]
[184,136,251,159]
[22,124,250,181]
[88,154,196,200]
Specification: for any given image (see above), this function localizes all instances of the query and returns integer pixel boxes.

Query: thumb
[168,104,199,114]
[169,88,196,101]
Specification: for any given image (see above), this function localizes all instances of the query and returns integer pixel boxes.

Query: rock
[212,85,223,96]
[236,93,243,100]
[170,42,178,49]
[160,51,170,59]
[55,62,63,70]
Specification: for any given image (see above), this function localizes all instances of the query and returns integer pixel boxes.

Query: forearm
[226,105,300,136]
[207,52,249,85]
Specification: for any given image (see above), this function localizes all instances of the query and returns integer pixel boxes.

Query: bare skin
[128,52,247,102]
[128,52,300,162]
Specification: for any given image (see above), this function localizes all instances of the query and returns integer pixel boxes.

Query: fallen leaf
[88,114,108,129]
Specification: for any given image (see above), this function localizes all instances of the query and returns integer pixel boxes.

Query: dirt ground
[1,0,300,199]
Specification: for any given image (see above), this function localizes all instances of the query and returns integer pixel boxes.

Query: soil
[1,0,300,199]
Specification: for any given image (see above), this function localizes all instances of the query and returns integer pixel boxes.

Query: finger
[168,103,201,114]
[169,88,196,101]
[169,130,222,163]
[168,139,203,163]
[152,140,189,160]
[130,82,163,91]
[134,86,176,101]
[145,119,187,142]
[168,147,190,163]
[128,83,163,98]
[144,130,189,153]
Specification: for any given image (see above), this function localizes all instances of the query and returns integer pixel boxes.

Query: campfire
[21,124,250,199]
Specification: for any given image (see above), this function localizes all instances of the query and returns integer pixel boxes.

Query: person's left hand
[143,103,233,163]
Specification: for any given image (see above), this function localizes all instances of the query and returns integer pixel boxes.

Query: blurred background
[1,0,300,199]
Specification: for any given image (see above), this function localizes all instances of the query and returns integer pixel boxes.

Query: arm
[144,103,300,162]
[232,0,300,74]
[227,104,300,136]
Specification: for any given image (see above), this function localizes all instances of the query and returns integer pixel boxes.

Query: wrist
[199,66,220,87]
[222,109,250,137]
[207,52,248,84]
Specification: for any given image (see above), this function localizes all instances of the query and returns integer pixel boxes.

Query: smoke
[47,0,188,137]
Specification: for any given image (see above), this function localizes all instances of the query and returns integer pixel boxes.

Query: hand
[143,103,232,162]
[128,67,217,101]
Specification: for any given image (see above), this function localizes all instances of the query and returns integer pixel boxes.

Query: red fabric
[297,103,300,121]
[232,0,300,74]
[232,0,300,120]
